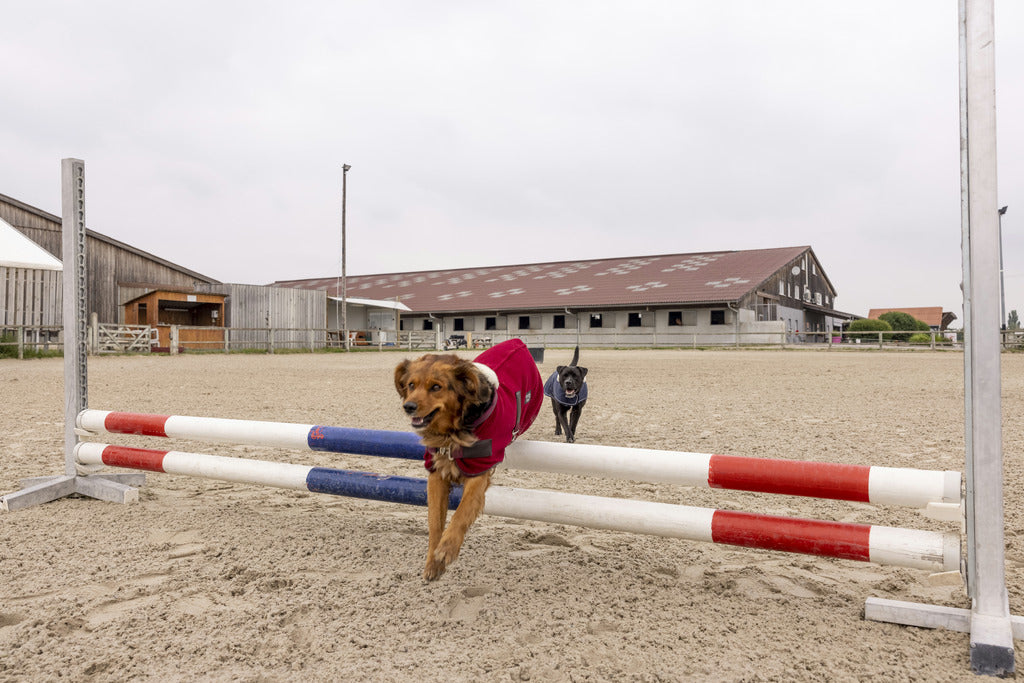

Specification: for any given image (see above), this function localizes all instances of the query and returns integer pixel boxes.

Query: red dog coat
[424,338,542,477]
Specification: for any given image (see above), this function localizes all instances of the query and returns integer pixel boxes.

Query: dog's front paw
[423,556,447,581]
[433,535,463,568]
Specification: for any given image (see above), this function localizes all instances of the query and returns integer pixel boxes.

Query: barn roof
[274,246,821,314]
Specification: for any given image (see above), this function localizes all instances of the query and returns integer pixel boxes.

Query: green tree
[1009,310,1020,330]
[847,318,892,341]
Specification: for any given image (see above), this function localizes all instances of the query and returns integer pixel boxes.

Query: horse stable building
[275,246,857,347]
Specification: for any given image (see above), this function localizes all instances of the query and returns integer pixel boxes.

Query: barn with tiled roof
[275,246,855,347]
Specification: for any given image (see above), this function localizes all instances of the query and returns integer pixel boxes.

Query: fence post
[89,313,98,354]
[170,325,179,355]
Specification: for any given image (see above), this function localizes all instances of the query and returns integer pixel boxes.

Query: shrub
[878,311,930,342]
[0,333,16,359]
[0,332,63,359]
[846,318,892,341]
[908,333,933,345]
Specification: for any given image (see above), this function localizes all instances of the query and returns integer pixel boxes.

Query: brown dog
[394,339,542,580]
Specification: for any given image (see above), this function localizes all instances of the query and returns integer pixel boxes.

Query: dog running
[394,338,542,580]
[543,346,588,443]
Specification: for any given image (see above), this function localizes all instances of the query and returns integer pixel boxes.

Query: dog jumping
[394,338,542,580]
[543,346,588,443]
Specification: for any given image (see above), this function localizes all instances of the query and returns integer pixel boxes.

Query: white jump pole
[76,409,962,511]
[74,442,960,573]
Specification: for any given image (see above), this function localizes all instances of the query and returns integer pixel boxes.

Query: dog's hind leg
[424,471,452,581]
[430,472,492,579]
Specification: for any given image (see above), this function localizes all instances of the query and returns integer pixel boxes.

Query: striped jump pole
[78,410,962,511]
[75,442,960,573]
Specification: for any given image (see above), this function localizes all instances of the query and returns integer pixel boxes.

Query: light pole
[342,164,351,351]
[999,205,1008,330]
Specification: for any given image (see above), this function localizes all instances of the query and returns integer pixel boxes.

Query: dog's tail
[570,345,580,367]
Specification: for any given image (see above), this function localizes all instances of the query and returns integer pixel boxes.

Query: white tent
[0,215,62,270]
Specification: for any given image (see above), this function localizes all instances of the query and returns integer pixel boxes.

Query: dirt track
[2,348,1023,681]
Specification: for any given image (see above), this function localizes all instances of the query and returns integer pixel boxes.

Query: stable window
[553,315,566,329]
[629,312,653,328]
[669,311,697,326]
[590,313,603,328]
[137,303,147,325]
[485,317,497,331]
[422,319,433,331]
[710,310,727,325]
[453,318,465,331]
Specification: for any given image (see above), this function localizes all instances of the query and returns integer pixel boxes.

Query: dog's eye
[430,383,442,392]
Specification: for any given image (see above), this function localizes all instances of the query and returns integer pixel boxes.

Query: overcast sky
[2,1,1022,322]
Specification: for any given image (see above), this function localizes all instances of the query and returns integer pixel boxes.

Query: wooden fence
[0,325,1003,359]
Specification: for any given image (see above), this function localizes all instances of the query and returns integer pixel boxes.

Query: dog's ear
[451,360,486,402]
[579,367,588,379]
[394,360,411,397]
[455,361,494,429]
[556,365,566,375]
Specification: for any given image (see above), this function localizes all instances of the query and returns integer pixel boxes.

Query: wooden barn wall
[1,198,217,324]
[0,267,62,326]
[197,284,326,342]
[755,251,837,311]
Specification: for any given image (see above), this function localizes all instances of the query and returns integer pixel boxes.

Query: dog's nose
[403,401,418,415]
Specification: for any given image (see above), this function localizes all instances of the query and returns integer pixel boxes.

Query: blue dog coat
[544,371,588,406]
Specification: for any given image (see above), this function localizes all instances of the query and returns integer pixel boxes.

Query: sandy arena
[2,348,1023,681]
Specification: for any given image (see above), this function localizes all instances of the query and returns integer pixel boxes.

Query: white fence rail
[5,325,1020,358]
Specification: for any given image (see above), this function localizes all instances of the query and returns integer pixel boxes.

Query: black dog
[543,346,588,443]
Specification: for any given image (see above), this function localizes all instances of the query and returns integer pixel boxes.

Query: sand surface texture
[3,349,1024,681]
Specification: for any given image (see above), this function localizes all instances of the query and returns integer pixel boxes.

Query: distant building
[276,246,858,346]
[1,193,326,351]
[0,192,218,325]
[867,307,958,331]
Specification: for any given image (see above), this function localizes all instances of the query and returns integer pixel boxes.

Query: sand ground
[2,348,1024,682]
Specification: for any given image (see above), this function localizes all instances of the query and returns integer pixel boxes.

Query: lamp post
[342,164,351,351]
[999,205,1008,330]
